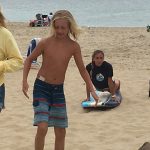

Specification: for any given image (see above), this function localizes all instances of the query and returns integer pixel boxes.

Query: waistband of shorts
[35,76,64,87]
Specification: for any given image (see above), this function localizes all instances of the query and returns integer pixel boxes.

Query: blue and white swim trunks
[33,78,68,128]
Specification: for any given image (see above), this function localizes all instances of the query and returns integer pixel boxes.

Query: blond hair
[0,6,6,28]
[50,10,81,40]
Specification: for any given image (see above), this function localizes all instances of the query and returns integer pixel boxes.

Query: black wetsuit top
[86,61,113,90]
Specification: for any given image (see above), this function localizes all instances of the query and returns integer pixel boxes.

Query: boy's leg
[35,122,48,150]
[33,78,49,150]
[54,127,66,150]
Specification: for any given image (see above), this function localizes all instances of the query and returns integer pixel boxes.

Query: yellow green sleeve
[0,32,23,73]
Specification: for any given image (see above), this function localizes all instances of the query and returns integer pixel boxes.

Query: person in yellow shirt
[0,7,23,112]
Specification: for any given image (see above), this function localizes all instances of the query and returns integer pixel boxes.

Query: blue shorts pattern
[0,84,5,109]
[33,78,68,128]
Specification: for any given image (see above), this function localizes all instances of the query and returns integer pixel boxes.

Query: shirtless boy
[22,10,98,150]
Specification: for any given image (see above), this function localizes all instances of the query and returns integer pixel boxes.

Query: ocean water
[0,0,150,27]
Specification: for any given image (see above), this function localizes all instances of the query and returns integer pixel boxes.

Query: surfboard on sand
[81,90,122,109]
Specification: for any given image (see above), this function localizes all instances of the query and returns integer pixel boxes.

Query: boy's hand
[22,81,29,99]
[83,98,90,102]
[91,91,99,106]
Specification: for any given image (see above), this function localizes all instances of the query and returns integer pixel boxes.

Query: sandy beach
[0,22,150,150]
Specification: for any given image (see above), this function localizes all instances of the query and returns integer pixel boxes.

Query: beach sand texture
[0,22,150,150]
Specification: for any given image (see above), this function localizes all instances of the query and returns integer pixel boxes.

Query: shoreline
[7,21,147,28]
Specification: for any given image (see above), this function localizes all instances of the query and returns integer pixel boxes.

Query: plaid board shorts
[33,78,68,128]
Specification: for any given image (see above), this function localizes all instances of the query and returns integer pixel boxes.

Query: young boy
[22,10,98,150]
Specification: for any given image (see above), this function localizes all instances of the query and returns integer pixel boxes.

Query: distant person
[0,6,23,112]
[85,50,120,101]
[26,38,41,68]
[22,10,98,150]
[147,25,150,32]
[48,12,53,25]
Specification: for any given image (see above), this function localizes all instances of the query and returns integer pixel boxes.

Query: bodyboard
[81,90,122,109]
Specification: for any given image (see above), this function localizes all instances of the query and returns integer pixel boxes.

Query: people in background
[48,12,53,25]
[26,38,41,68]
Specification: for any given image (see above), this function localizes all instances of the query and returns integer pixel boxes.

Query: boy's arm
[73,43,99,104]
[22,40,44,98]
[85,85,90,100]
[22,56,32,99]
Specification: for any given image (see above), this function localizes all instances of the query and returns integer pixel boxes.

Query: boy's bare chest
[43,47,72,61]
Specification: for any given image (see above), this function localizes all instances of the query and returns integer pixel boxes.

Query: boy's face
[54,18,70,39]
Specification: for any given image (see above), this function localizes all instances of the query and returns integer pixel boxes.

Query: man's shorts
[33,78,68,128]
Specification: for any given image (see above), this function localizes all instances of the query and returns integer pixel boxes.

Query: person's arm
[108,77,115,95]
[85,84,96,100]
[73,43,99,104]
[0,32,23,74]
[85,65,91,100]
[22,40,44,98]
[107,63,116,99]
[84,84,90,100]
[85,65,96,100]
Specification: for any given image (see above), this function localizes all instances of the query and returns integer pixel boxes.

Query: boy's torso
[37,36,77,84]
